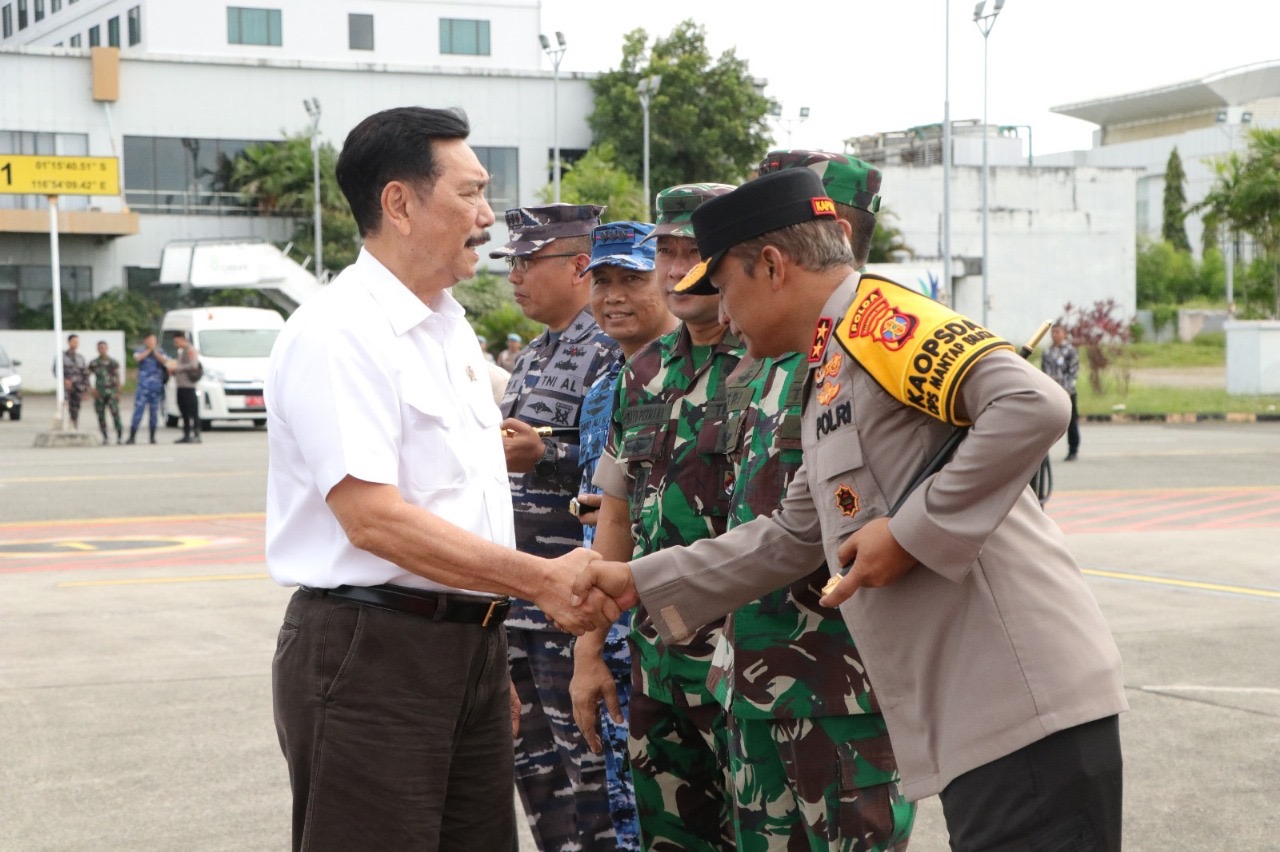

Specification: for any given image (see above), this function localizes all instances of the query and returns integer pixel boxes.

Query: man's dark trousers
[272,588,516,851]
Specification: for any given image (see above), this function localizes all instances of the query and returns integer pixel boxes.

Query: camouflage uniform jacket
[60,350,89,391]
[707,352,881,720]
[89,356,121,396]
[501,305,621,630]
[602,324,745,706]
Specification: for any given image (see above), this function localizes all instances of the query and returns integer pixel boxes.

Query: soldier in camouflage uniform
[572,220,676,852]
[88,340,124,445]
[589,183,741,851]
[59,334,90,430]
[490,203,624,851]
[701,152,914,851]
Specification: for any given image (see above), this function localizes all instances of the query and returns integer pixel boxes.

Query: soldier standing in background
[571,220,676,852]
[587,183,741,851]
[1042,322,1081,460]
[88,340,124,445]
[491,203,623,851]
[59,334,90,430]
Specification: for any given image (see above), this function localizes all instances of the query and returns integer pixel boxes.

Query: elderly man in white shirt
[266,106,618,852]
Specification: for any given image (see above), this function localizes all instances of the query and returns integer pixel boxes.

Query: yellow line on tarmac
[1083,568,1280,599]
[59,573,270,588]
[0,512,265,530]
[0,470,259,484]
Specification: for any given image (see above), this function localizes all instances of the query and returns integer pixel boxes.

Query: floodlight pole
[974,0,1005,326]
[304,98,323,280]
[637,75,662,222]
[540,32,568,202]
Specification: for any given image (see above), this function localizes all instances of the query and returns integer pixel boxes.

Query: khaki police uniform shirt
[629,272,1127,801]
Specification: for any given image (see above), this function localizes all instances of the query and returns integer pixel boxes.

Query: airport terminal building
[0,0,592,328]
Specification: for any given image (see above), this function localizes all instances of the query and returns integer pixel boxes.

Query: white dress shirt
[265,248,515,591]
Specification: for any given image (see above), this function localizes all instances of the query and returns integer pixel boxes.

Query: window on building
[87,23,98,45]
[348,12,372,50]
[0,265,94,316]
[51,0,59,11]
[106,14,119,45]
[123,135,271,215]
[472,146,518,213]
[17,0,26,29]
[68,31,79,45]
[227,6,281,46]
[2,5,12,39]
[439,18,489,56]
[126,5,139,45]
[32,0,41,23]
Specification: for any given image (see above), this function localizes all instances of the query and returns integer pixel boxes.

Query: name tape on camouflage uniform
[834,275,1013,425]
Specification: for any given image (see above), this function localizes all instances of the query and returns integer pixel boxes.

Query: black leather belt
[303,584,510,628]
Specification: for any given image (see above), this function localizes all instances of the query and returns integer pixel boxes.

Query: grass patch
[1078,375,1280,416]
[1124,336,1225,368]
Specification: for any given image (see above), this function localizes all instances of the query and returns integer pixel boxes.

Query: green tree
[1162,147,1191,252]
[228,132,361,276]
[1198,128,1280,317]
[538,143,646,221]
[453,270,544,355]
[586,21,774,199]
[867,207,914,263]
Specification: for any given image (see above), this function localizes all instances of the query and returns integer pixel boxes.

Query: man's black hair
[336,106,471,238]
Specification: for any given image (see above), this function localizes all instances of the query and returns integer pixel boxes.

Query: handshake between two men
[557,515,919,634]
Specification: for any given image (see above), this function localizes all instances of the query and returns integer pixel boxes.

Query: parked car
[0,345,22,420]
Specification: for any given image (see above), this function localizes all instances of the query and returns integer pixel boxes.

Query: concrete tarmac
[1,393,1277,850]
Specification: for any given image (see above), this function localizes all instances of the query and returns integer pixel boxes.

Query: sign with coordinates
[0,154,120,196]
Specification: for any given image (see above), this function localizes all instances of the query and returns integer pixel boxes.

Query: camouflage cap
[641,183,736,242]
[758,150,881,213]
[489,203,606,258]
[584,221,657,273]
[675,169,837,296]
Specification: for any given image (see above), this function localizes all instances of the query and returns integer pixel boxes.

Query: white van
[160,307,284,429]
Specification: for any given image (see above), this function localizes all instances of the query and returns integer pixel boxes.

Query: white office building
[1044,60,1280,257]
[0,0,592,328]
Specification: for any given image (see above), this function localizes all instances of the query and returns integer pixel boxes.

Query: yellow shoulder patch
[834,274,1013,425]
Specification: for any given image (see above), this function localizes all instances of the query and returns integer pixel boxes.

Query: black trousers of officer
[940,715,1122,851]
[176,386,199,437]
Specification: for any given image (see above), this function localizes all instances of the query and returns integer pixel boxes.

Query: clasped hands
[536,549,638,636]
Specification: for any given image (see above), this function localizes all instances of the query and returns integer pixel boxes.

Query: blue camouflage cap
[584,221,657,273]
[489,203,606,258]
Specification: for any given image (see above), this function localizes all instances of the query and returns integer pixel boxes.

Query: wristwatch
[534,439,559,478]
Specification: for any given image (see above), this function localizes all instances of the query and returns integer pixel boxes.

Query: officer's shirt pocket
[810,427,886,540]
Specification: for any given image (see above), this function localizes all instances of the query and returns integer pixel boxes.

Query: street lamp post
[973,0,1004,326]
[303,97,323,280]
[769,104,810,147]
[539,31,567,203]
[637,74,662,222]
[942,0,952,306]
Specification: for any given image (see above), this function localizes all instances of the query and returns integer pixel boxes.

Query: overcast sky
[539,0,1279,157]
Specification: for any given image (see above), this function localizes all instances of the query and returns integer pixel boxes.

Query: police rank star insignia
[810,316,834,363]
[834,484,859,517]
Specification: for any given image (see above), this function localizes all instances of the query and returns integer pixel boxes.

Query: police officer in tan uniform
[576,169,1127,851]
